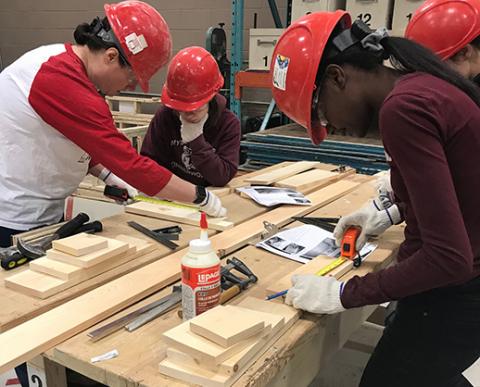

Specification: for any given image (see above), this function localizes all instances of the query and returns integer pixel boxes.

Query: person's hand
[375,171,395,209]
[285,275,345,314]
[333,201,401,250]
[198,189,227,218]
[103,172,138,199]
[180,113,208,143]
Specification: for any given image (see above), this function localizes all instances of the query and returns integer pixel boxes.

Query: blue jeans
[360,276,480,387]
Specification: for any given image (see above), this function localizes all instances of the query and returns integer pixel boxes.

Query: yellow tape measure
[133,195,198,211]
[315,257,347,276]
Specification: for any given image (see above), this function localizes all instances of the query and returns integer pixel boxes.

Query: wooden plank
[274,168,355,194]
[245,161,320,185]
[227,162,295,189]
[207,187,232,197]
[52,233,108,257]
[125,201,234,231]
[189,305,266,348]
[46,238,129,268]
[265,255,352,295]
[162,318,270,367]
[0,180,358,373]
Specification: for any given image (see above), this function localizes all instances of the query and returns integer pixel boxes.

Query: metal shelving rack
[229,0,292,123]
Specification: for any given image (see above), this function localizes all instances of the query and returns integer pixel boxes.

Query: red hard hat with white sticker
[270,11,351,145]
[105,0,172,92]
[161,46,224,112]
[405,0,480,60]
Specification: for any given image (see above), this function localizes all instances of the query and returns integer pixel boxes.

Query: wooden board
[159,298,300,387]
[245,161,319,185]
[46,238,129,268]
[189,305,266,348]
[274,168,356,194]
[207,187,231,197]
[227,162,295,189]
[51,233,108,257]
[125,201,234,231]
[265,255,353,295]
[162,319,270,367]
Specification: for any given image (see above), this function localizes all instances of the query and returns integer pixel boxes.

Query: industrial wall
[0,0,287,93]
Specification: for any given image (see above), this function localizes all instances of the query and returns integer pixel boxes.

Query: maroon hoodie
[141,94,241,187]
[341,73,480,308]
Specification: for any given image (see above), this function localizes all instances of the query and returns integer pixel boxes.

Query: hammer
[17,213,97,260]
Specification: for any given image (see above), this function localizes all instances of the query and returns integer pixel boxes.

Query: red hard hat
[105,1,172,92]
[405,0,480,60]
[161,46,224,111]
[270,11,351,145]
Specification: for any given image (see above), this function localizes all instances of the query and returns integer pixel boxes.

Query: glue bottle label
[181,264,221,320]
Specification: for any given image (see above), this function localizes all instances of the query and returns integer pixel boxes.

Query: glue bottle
[181,212,221,320]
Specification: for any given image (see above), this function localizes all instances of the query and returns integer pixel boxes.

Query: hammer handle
[55,213,90,238]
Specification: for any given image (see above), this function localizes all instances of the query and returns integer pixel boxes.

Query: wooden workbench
[41,183,404,387]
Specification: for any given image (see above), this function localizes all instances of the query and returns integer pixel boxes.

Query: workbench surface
[41,183,404,387]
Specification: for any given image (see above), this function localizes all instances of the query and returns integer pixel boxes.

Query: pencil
[265,289,288,301]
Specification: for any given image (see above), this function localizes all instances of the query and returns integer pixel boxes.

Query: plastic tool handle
[103,185,129,202]
[55,213,90,238]
[75,221,103,234]
[228,257,258,283]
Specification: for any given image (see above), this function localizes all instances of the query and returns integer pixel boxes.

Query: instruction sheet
[236,186,311,207]
[257,224,376,264]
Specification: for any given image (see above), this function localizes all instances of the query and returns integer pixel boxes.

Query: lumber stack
[4,234,154,299]
[159,297,300,387]
[242,160,355,194]
[241,124,389,175]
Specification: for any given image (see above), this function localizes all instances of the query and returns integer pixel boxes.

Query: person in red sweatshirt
[271,11,480,387]
[141,46,241,187]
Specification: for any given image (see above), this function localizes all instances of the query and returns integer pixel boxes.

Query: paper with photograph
[257,224,376,264]
[236,186,312,207]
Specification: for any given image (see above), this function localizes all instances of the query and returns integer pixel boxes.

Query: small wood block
[245,161,319,185]
[162,317,269,366]
[159,298,300,387]
[46,238,129,268]
[189,305,266,348]
[52,233,108,257]
[125,201,234,231]
[265,255,352,295]
[4,270,70,299]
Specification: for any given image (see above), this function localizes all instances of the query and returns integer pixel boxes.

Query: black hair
[74,17,128,67]
[319,21,480,107]
[470,35,480,49]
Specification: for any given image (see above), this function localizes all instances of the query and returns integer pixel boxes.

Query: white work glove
[198,190,227,218]
[100,169,139,199]
[285,275,346,314]
[333,200,401,250]
[180,114,208,143]
[375,171,395,210]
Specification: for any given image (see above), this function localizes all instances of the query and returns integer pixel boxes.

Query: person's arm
[186,112,241,187]
[341,92,473,308]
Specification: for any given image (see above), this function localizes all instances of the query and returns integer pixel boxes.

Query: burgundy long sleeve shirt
[341,73,480,308]
[140,94,241,187]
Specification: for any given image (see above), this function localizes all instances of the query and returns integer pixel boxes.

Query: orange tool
[341,226,362,267]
